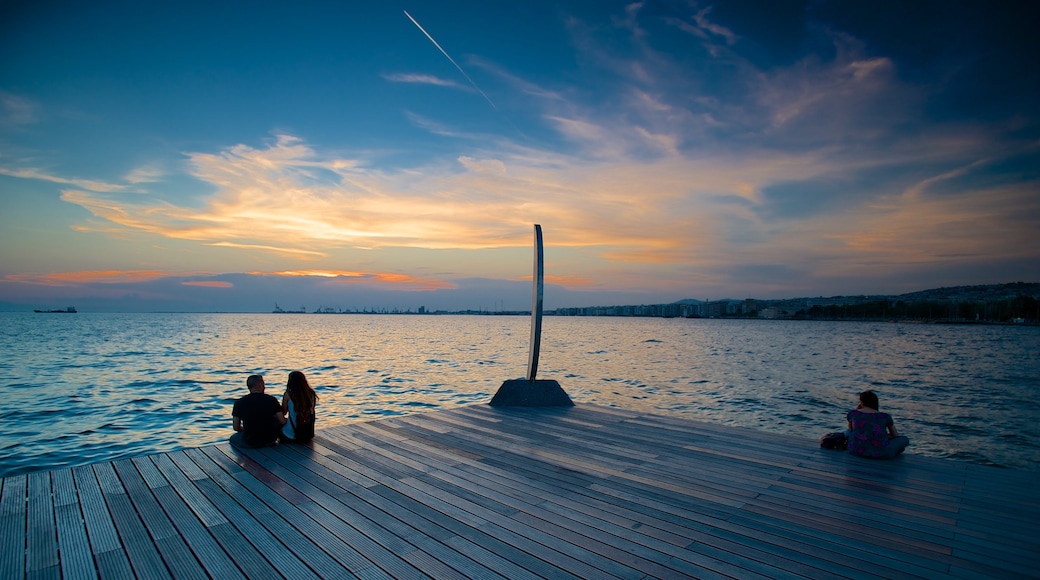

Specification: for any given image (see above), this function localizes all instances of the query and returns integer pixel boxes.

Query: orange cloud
[2,270,170,286]
[514,274,596,288]
[262,270,351,278]
[208,242,327,259]
[1,268,458,294]
[54,134,715,258]
[253,269,456,291]
[545,274,596,287]
[181,280,233,288]
[331,273,456,291]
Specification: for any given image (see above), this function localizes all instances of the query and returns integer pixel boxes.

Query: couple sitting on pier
[230,371,318,448]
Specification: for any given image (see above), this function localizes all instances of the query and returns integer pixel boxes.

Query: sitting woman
[280,370,319,443]
[846,390,910,459]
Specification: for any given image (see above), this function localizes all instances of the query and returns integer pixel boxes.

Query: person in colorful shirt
[846,390,909,459]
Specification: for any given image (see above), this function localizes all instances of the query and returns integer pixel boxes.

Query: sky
[1,1,1038,312]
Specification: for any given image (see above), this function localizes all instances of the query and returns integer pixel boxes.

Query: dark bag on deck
[819,431,848,450]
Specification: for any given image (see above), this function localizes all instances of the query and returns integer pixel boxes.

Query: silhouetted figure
[279,370,318,443]
[230,374,285,448]
[847,390,909,459]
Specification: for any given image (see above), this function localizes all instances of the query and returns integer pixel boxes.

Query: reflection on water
[1,312,1037,477]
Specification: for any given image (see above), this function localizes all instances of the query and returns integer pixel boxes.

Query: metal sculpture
[527,224,544,381]
[489,224,573,407]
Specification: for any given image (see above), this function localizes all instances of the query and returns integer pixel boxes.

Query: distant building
[760,307,781,319]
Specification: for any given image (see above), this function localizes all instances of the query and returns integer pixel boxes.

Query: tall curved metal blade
[527,224,544,381]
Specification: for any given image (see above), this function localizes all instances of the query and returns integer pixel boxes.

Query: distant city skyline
[10,279,1035,315]
[2,2,1038,313]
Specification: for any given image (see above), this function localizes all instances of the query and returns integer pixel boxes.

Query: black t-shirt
[232,392,282,447]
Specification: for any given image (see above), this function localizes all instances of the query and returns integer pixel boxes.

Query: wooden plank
[193,476,316,578]
[359,423,748,579]
[26,471,59,577]
[428,462,781,580]
[149,452,278,579]
[442,450,847,580]
[149,454,227,528]
[51,469,96,580]
[585,478,867,577]
[299,432,585,579]
[386,455,670,579]
[205,521,283,580]
[111,459,207,580]
[138,456,245,580]
[93,462,172,579]
[408,536,509,580]
[205,445,373,576]
[369,480,575,580]
[241,445,432,580]
[371,483,575,580]
[169,451,312,577]
[217,446,312,505]
[183,447,349,579]
[49,468,78,509]
[271,443,533,579]
[743,489,957,555]
[414,485,629,578]
[0,474,27,579]
[72,464,134,579]
[110,460,179,543]
[422,408,790,510]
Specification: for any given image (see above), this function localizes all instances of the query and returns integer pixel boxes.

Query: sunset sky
[2,1,1037,312]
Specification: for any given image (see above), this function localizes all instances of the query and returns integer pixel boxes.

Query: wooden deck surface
[2,403,1038,579]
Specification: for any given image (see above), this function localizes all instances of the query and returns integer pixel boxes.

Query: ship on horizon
[35,306,77,313]
[272,303,306,314]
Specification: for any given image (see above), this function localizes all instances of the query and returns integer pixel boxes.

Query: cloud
[207,242,328,259]
[2,268,454,294]
[665,6,738,48]
[123,164,165,184]
[2,270,171,286]
[258,269,455,291]
[381,72,466,90]
[0,91,38,126]
[404,111,470,138]
[49,107,1036,296]
[181,280,232,288]
[0,167,126,192]
[543,274,596,287]
[692,6,738,46]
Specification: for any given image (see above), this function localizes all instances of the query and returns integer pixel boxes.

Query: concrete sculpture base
[489,379,574,407]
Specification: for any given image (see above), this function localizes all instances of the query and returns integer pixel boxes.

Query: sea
[1,312,1038,478]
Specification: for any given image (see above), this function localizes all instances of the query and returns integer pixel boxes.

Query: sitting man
[230,374,286,448]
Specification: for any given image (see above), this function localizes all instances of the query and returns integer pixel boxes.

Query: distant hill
[890,282,1040,303]
[674,282,1040,305]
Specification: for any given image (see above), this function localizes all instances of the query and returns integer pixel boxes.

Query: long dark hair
[286,370,318,419]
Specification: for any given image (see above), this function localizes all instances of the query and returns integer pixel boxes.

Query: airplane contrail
[403,10,498,111]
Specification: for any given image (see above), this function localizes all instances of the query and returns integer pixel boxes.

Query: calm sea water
[1,312,1038,477]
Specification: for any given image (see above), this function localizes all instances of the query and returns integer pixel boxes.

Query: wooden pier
[2,404,1037,579]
